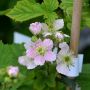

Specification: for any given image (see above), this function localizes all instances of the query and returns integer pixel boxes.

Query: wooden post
[70,0,82,56]
[67,0,82,90]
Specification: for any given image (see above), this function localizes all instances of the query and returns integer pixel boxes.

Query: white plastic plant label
[78,54,84,73]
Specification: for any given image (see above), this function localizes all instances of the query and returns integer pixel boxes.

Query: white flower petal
[44,51,56,62]
[64,34,70,38]
[53,19,64,30]
[34,56,45,66]
[43,32,52,37]
[56,64,68,75]
[59,42,69,52]
[18,56,37,69]
[41,23,49,31]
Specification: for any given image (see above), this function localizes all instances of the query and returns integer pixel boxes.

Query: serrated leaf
[42,0,59,11]
[60,0,73,15]
[6,0,44,22]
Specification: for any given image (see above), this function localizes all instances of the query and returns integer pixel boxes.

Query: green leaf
[56,81,65,90]
[77,64,90,90]
[0,9,10,15]
[46,74,56,87]
[60,0,90,28]
[44,12,58,24]
[34,78,46,90]
[42,0,59,11]
[0,42,25,68]
[6,0,44,22]
[6,0,59,22]
[60,0,73,15]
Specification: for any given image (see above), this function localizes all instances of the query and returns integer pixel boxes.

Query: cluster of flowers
[18,19,74,73]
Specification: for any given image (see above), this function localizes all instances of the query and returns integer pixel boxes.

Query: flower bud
[29,22,42,35]
[7,66,19,77]
[31,36,38,42]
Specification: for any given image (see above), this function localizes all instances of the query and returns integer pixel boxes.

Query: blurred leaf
[0,9,10,15]
[6,0,44,22]
[34,78,46,90]
[60,0,73,15]
[44,12,58,24]
[42,0,59,11]
[46,74,56,87]
[0,42,25,68]
[60,0,90,29]
[77,64,90,90]
[6,0,59,24]
[56,81,65,90]
[17,85,33,90]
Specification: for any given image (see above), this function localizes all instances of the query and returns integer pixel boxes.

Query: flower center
[36,46,45,55]
[64,56,70,63]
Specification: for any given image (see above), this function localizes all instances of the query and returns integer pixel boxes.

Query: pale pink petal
[26,48,37,58]
[29,22,42,35]
[26,60,37,69]
[55,32,64,39]
[34,56,45,66]
[18,56,27,66]
[56,64,68,75]
[18,56,37,69]
[59,42,69,53]
[34,39,42,48]
[53,19,64,30]
[43,39,53,50]
[44,51,56,62]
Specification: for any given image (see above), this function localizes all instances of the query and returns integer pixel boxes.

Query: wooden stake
[66,0,82,90]
[70,0,82,56]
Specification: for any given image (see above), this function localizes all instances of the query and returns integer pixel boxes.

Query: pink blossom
[26,39,56,66]
[29,22,42,35]
[7,66,19,77]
